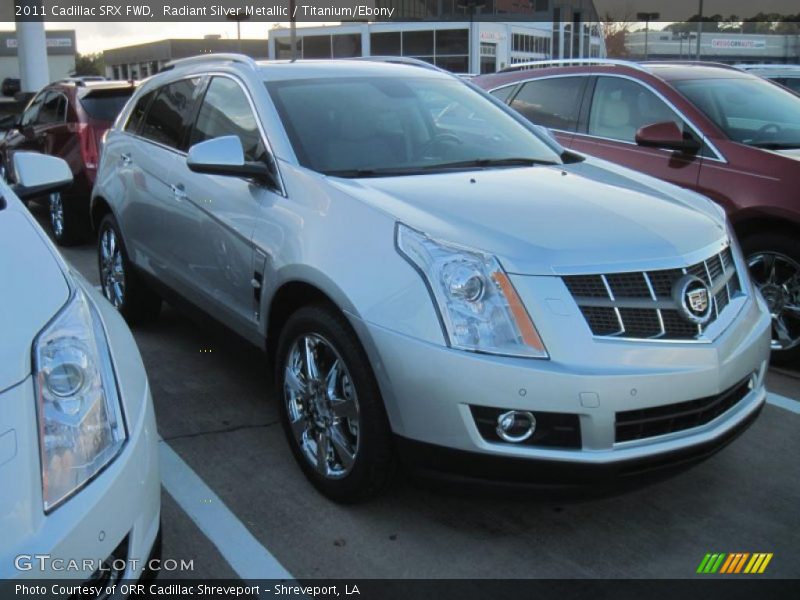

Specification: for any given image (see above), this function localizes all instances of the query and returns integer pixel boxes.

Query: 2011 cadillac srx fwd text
[90,54,772,501]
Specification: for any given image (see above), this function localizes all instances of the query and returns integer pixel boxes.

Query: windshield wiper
[322,157,557,178]
[420,157,558,170]
[323,167,430,178]
[748,141,800,150]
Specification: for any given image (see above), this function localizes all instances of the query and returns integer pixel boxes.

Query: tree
[72,52,105,77]
[601,11,633,58]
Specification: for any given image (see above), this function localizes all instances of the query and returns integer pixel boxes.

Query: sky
[0,22,311,54]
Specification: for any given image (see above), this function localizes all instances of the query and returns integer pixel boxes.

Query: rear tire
[97,213,161,324]
[741,231,800,365]
[275,304,396,502]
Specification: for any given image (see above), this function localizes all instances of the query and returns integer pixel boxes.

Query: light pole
[290,0,297,61]
[696,0,704,59]
[227,13,250,54]
[637,12,660,60]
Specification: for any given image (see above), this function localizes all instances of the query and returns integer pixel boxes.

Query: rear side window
[140,77,203,150]
[510,77,586,131]
[125,90,155,133]
[189,77,267,163]
[38,92,67,125]
[80,89,133,121]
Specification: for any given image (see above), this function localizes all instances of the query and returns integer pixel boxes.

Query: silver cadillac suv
[91,54,771,501]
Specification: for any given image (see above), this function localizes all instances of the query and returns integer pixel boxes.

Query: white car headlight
[397,224,548,359]
[33,285,126,512]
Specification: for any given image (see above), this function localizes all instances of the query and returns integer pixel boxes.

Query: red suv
[475,60,800,363]
[0,80,135,245]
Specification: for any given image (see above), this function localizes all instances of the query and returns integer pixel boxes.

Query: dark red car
[475,60,800,363]
[0,80,135,245]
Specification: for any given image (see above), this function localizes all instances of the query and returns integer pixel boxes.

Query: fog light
[496,410,536,443]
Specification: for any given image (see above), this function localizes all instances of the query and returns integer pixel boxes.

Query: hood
[329,160,726,275]
[775,148,800,161]
[0,201,70,392]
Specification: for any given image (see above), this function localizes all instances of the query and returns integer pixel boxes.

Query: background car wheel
[49,192,90,246]
[275,304,396,502]
[742,231,800,365]
[97,213,161,324]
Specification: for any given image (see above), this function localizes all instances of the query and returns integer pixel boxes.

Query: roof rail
[733,63,800,70]
[351,56,450,75]
[498,58,651,74]
[641,60,741,71]
[162,53,258,72]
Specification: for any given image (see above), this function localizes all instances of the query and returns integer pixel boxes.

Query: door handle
[120,152,132,165]
[170,183,188,200]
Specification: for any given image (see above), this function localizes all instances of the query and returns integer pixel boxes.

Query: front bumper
[350,279,772,483]
[0,281,160,581]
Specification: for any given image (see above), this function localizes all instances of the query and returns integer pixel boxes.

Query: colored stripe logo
[697,553,773,574]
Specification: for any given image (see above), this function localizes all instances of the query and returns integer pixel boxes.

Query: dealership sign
[6,37,73,49]
[711,38,766,49]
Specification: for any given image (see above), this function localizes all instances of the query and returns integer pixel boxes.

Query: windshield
[674,77,800,149]
[265,76,562,176]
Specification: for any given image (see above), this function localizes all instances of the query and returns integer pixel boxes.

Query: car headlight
[396,224,547,359]
[33,285,126,512]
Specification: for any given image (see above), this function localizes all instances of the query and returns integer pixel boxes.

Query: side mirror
[187,135,276,186]
[11,152,73,200]
[635,121,701,153]
[21,125,36,139]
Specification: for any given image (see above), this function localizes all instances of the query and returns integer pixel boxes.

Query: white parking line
[158,440,293,581]
[767,392,800,415]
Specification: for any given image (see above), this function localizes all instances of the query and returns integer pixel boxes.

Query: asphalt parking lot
[31,203,800,580]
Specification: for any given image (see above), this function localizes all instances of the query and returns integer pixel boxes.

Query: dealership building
[268,20,606,74]
[626,31,800,64]
[0,29,76,83]
[102,36,270,80]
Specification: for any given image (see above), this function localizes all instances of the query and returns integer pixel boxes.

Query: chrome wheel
[284,334,360,479]
[99,227,126,308]
[748,252,800,352]
[49,192,64,239]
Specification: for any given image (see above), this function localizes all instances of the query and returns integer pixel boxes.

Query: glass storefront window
[333,34,361,58]
[436,29,469,55]
[303,35,331,59]
[403,30,434,56]
[371,32,401,55]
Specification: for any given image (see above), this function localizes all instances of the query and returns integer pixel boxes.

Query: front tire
[742,231,800,365]
[49,192,90,246]
[97,213,161,324]
[275,304,396,502]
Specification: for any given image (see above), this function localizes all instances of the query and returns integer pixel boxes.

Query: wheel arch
[90,195,114,233]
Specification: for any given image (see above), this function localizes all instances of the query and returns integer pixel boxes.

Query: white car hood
[0,205,69,392]
[330,160,726,275]
[775,148,800,160]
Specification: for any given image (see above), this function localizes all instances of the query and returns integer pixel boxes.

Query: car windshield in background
[674,77,800,149]
[265,76,562,177]
[79,90,133,121]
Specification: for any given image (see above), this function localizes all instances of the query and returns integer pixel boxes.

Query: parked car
[0,152,160,581]
[92,54,771,501]
[1,77,20,97]
[0,80,136,245]
[734,64,800,94]
[475,59,800,362]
